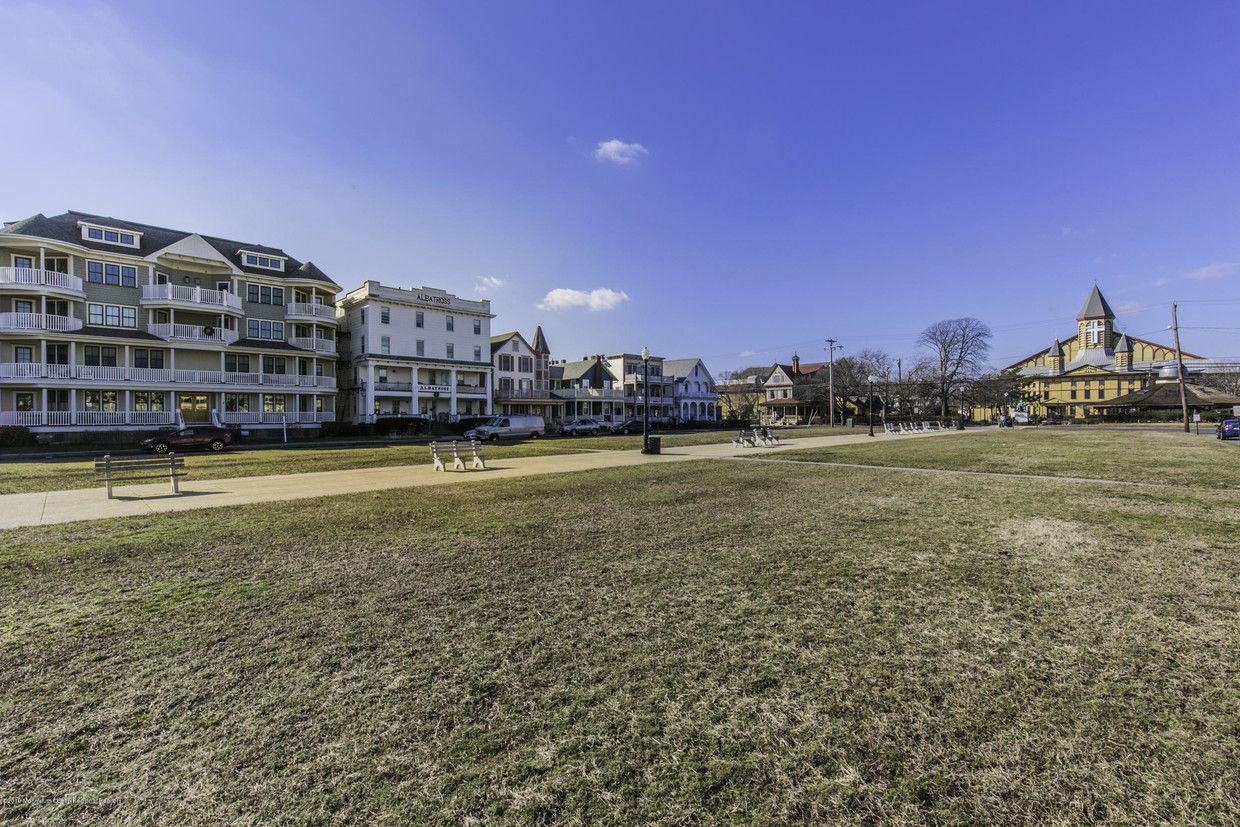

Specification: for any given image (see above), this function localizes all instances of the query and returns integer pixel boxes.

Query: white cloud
[1181,262,1239,280]
[738,351,757,358]
[538,288,630,311]
[594,139,648,165]
[475,275,505,293]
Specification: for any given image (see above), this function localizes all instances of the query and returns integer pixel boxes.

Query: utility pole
[823,339,843,427]
[1172,303,1190,433]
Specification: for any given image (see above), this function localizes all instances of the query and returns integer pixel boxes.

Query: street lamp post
[640,347,651,454]
[867,375,878,437]
[1004,391,1009,427]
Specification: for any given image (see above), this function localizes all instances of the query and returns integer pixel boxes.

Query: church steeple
[1077,285,1116,351]
[1047,338,1063,372]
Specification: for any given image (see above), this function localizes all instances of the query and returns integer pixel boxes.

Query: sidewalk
[0,429,961,529]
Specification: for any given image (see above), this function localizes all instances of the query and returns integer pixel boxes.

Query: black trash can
[646,437,661,454]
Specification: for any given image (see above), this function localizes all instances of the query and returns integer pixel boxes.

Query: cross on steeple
[1084,319,1105,345]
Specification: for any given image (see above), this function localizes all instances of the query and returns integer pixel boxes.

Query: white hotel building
[335,281,493,423]
[0,211,339,436]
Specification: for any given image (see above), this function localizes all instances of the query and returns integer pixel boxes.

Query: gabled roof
[1048,338,1063,357]
[1115,332,1132,352]
[1078,285,1115,320]
[0,210,338,288]
[662,358,715,385]
[490,331,531,356]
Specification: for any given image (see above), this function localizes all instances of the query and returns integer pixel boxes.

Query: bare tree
[917,317,993,417]
[716,367,769,425]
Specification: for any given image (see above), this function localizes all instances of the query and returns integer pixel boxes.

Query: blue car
[1217,419,1239,440]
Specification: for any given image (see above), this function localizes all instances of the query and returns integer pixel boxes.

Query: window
[500,377,513,391]
[474,346,482,361]
[473,319,481,335]
[262,356,286,375]
[446,316,454,332]
[14,255,33,269]
[1084,390,1091,400]
[381,336,391,354]
[85,390,118,411]
[225,354,251,373]
[225,394,249,413]
[14,346,33,364]
[47,344,69,365]
[46,300,69,317]
[446,343,454,359]
[519,356,533,373]
[81,223,140,247]
[381,307,390,324]
[263,394,286,412]
[241,252,285,271]
[86,261,136,287]
[416,340,424,357]
[416,311,424,328]
[45,257,68,273]
[246,320,285,340]
[378,368,388,384]
[84,346,118,367]
[15,393,34,412]
[513,341,519,352]
[87,303,136,328]
[246,285,284,304]
[360,308,366,324]
[47,390,69,412]
[14,300,34,315]
[1070,390,1078,400]
[134,392,165,412]
[133,349,165,369]
[499,354,513,371]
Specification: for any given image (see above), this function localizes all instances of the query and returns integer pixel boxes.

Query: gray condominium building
[0,210,340,437]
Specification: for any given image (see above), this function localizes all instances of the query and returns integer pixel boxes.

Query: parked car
[140,426,232,453]
[609,419,645,435]
[464,415,545,441]
[560,418,604,436]
[1217,419,1239,440]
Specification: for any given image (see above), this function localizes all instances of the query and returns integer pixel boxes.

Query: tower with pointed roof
[997,285,1210,421]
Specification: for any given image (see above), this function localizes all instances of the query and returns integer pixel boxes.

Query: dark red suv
[140,426,233,453]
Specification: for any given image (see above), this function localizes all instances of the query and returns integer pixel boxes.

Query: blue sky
[4,0,1239,375]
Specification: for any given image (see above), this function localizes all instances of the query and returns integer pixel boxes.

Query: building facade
[663,358,718,424]
[335,281,492,423]
[1010,286,1204,419]
[0,211,339,436]
[491,327,559,420]
[603,353,675,424]
[550,355,624,424]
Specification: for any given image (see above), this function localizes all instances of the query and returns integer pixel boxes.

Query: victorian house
[491,326,559,420]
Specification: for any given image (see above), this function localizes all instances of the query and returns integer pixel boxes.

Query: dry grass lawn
[1,429,1238,824]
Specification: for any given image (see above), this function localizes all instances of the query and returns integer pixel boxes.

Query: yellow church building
[1008,286,1200,419]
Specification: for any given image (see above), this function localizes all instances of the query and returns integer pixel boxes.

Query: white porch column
[364,362,375,419]
[481,370,490,416]
[70,388,77,425]
[449,369,458,416]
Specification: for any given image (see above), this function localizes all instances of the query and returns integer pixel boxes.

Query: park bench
[883,423,899,435]
[95,454,186,499]
[430,440,486,472]
[732,430,756,448]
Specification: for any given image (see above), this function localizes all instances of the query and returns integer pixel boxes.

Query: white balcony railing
[0,363,337,389]
[0,410,177,427]
[142,284,243,311]
[286,303,338,322]
[288,337,336,354]
[149,323,240,344]
[218,411,336,425]
[0,312,84,333]
[553,388,625,400]
[0,267,85,295]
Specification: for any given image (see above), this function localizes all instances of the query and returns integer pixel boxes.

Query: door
[178,393,209,422]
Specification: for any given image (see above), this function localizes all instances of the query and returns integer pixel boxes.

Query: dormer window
[79,222,141,248]
[240,251,285,271]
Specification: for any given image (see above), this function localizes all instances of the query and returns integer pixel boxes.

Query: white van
[465,415,545,441]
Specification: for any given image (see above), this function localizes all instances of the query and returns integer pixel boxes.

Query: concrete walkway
[0,428,965,529]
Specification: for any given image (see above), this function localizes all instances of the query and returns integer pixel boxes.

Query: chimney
[792,353,800,373]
